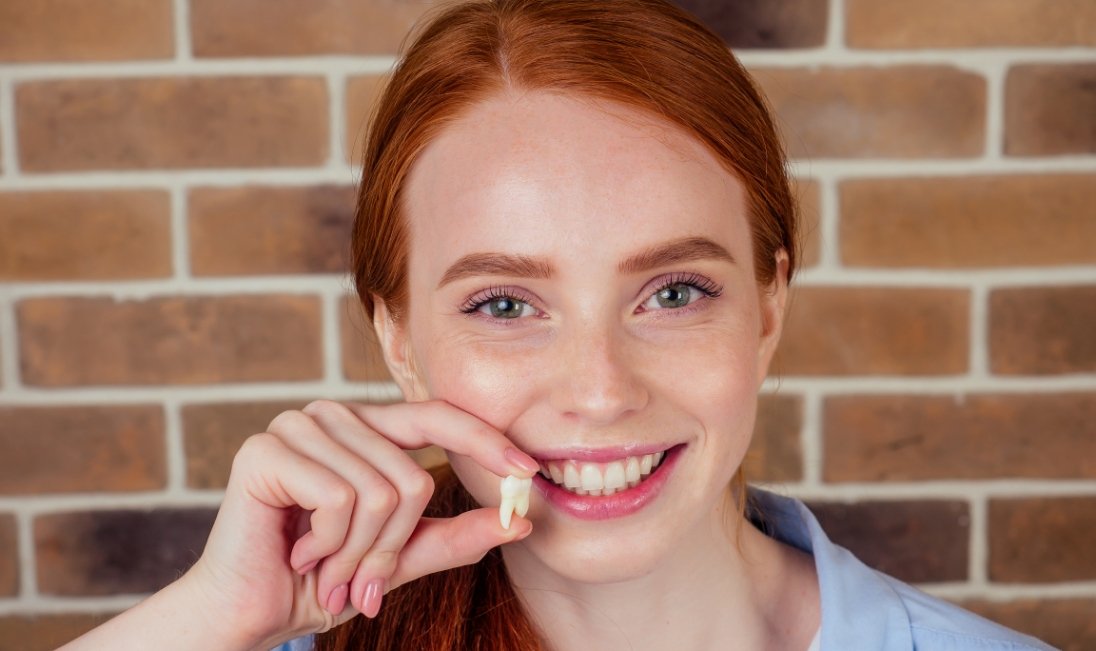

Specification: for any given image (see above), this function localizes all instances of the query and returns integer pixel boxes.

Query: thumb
[387,508,532,591]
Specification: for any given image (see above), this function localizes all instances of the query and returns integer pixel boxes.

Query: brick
[1005,64,1096,156]
[840,175,1096,268]
[189,185,355,276]
[341,295,394,382]
[989,497,1096,582]
[0,190,171,281]
[806,500,969,583]
[16,77,328,172]
[772,287,969,376]
[345,75,388,164]
[190,0,437,57]
[744,393,802,482]
[0,613,116,651]
[0,0,173,62]
[962,599,1096,651]
[847,0,1096,48]
[824,393,1096,482]
[0,405,166,494]
[989,286,1096,375]
[183,398,437,490]
[793,178,821,269]
[0,514,16,596]
[35,508,216,595]
[752,66,985,158]
[673,0,827,48]
[18,295,323,386]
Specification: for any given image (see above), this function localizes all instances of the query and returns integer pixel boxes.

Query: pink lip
[527,442,678,463]
[533,444,685,520]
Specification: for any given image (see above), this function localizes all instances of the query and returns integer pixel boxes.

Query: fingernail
[297,559,318,575]
[504,447,539,475]
[362,578,386,618]
[326,583,349,616]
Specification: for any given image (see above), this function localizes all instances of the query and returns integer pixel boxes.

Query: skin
[376,89,820,650]
[61,88,819,651]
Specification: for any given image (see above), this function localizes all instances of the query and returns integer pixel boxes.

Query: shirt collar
[748,488,915,651]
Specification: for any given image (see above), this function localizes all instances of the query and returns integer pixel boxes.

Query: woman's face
[382,90,787,583]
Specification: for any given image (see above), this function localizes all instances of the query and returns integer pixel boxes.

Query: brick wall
[0,0,1094,649]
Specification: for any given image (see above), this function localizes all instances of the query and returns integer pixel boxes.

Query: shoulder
[747,488,1056,651]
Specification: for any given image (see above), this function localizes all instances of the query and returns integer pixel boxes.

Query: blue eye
[641,274,723,311]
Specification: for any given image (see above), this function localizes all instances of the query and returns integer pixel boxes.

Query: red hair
[324,0,800,647]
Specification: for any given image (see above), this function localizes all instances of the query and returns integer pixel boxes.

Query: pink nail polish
[326,583,349,616]
[362,578,386,618]
[504,447,539,474]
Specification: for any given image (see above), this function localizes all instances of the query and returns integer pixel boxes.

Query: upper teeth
[540,451,665,497]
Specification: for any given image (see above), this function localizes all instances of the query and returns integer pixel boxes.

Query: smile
[537,451,668,496]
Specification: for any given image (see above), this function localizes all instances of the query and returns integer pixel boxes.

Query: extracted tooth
[499,475,531,530]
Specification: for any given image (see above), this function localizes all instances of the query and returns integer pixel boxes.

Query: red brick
[824,393,1096,482]
[0,405,166,494]
[0,0,173,62]
[17,295,323,386]
[345,75,388,164]
[16,77,328,172]
[806,500,969,583]
[189,185,355,276]
[35,508,216,595]
[751,66,985,158]
[989,286,1096,375]
[183,398,437,490]
[0,614,116,651]
[1006,64,1096,156]
[673,0,828,48]
[341,295,395,383]
[989,497,1096,582]
[772,287,969,376]
[847,0,1096,48]
[745,393,802,482]
[840,175,1096,268]
[962,599,1096,651]
[0,190,171,281]
[0,514,16,596]
[190,0,437,57]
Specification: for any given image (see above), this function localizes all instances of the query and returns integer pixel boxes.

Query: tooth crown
[499,475,532,530]
[540,452,665,497]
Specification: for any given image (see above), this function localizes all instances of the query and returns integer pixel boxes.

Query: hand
[181,399,539,650]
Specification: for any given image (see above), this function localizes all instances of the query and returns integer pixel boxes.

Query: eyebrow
[436,236,734,289]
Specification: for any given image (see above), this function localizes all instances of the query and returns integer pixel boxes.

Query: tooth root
[625,457,641,483]
[639,454,653,475]
[515,478,531,516]
[500,495,515,530]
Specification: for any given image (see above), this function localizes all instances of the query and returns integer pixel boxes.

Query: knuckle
[325,481,357,512]
[362,484,398,517]
[267,409,311,434]
[364,549,400,576]
[401,468,435,505]
[302,399,348,420]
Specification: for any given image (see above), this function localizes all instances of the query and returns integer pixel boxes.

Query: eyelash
[458,273,724,318]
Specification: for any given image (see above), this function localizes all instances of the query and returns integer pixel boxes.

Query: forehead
[402,90,750,276]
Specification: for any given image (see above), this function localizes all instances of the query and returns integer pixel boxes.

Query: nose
[549,319,649,425]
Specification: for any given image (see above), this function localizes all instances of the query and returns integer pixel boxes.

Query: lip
[532,443,685,521]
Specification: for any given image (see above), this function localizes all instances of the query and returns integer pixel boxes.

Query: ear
[756,248,790,388]
[372,297,428,401]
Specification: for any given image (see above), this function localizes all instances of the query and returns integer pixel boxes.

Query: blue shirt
[275,489,1054,650]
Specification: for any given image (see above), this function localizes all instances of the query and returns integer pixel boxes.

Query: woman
[63,1,1052,649]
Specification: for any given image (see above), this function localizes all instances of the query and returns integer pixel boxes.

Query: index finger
[341,400,539,479]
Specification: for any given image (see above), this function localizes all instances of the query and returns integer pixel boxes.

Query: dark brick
[745,394,802,482]
[0,613,116,651]
[989,497,1096,583]
[807,500,969,583]
[673,0,828,49]
[0,514,16,596]
[35,509,217,596]
[989,286,1096,375]
[340,295,394,382]
[1006,63,1096,156]
[962,599,1096,651]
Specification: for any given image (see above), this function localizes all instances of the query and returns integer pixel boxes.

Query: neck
[501,492,819,651]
